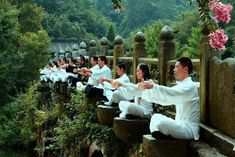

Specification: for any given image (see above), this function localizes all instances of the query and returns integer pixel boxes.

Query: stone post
[158,26,175,86]
[88,40,97,58]
[65,46,71,59]
[59,49,65,59]
[199,23,220,124]
[113,35,124,79]
[72,44,79,59]
[133,32,147,83]
[79,41,87,56]
[100,37,109,56]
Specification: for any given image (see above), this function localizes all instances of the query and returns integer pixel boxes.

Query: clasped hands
[138,80,154,91]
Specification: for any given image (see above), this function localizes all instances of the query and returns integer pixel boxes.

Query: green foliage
[107,25,116,42]
[0,1,51,106]
[125,21,164,57]
[0,1,20,105]
[179,27,201,58]
[119,0,193,37]
[173,10,200,46]
[39,0,113,39]
[0,100,21,146]
[50,92,113,153]
[145,21,165,57]
[18,29,51,86]
[19,3,44,33]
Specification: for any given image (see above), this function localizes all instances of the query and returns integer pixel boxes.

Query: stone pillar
[200,23,220,124]
[59,49,65,59]
[72,44,79,59]
[88,40,97,58]
[113,35,124,79]
[158,26,175,86]
[65,46,71,59]
[79,41,87,56]
[100,37,109,56]
[133,32,147,83]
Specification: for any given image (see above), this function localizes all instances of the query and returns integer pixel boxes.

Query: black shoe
[100,100,106,105]
[115,111,121,117]
[111,102,118,107]
[151,131,171,140]
[125,114,142,119]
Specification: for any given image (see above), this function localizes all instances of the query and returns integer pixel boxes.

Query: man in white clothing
[141,57,200,140]
[76,56,100,91]
[85,56,112,99]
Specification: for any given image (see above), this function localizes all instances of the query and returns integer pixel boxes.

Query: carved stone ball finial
[134,32,146,42]
[100,37,109,45]
[160,25,174,41]
[89,40,96,47]
[80,41,87,49]
[59,49,65,55]
[114,35,124,45]
[65,46,71,52]
[72,44,79,51]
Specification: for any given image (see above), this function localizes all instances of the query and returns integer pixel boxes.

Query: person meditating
[141,57,200,140]
[114,63,153,119]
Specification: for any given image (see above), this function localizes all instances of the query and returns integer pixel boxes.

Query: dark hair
[99,56,108,64]
[48,62,53,67]
[69,58,75,64]
[116,61,126,71]
[91,56,98,63]
[62,57,67,63]
[138,63,151,81]
[176,57,193,74]
[79,55,86,63]
[52,61,58,68]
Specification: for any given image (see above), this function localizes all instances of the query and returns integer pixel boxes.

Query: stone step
[113,117,150,144]
[97,105,119,127]
[200,123,235,157]
[142,134,226,157]
[188,140,226,157]
[142,134,189,157]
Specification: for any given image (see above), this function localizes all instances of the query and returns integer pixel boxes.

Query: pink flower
[209,1,233,23]
[209,29,228,50]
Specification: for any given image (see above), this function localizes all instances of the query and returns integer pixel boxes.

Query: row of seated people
[85,56,200,141]
[40,56,200,141]
[40,55,90,85]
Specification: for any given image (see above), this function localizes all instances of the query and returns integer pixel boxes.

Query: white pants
[150,114,194,140]
[119,101,151,118]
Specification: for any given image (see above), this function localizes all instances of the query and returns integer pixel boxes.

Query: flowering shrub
[209,1,233,23]
[208,0,233,50]
[209,29,228,50]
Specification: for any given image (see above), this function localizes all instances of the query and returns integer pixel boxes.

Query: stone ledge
[97,105,119,127]
[200,123,235,157]
[142,134,189,157]
[188,140,226,157]
[113,117,150,144]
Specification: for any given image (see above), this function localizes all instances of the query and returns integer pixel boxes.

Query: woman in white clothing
[100,62,130,104]
[114,63,153,119]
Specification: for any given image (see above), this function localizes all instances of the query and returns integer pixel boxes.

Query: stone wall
[209,56,235,138]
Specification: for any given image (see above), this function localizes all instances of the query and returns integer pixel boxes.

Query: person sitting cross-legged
[85,56,112,100]
[114,63,154,119]
[98,61,130,106]
[140,57,200,140]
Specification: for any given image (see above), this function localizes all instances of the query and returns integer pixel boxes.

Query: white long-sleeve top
[90,65,112,86]
[87,64,100,86]
[142,77,200,140]
[121,82,153,115]
[103,73,130,100]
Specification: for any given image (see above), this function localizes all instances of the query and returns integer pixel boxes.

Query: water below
[0,147,29,157]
